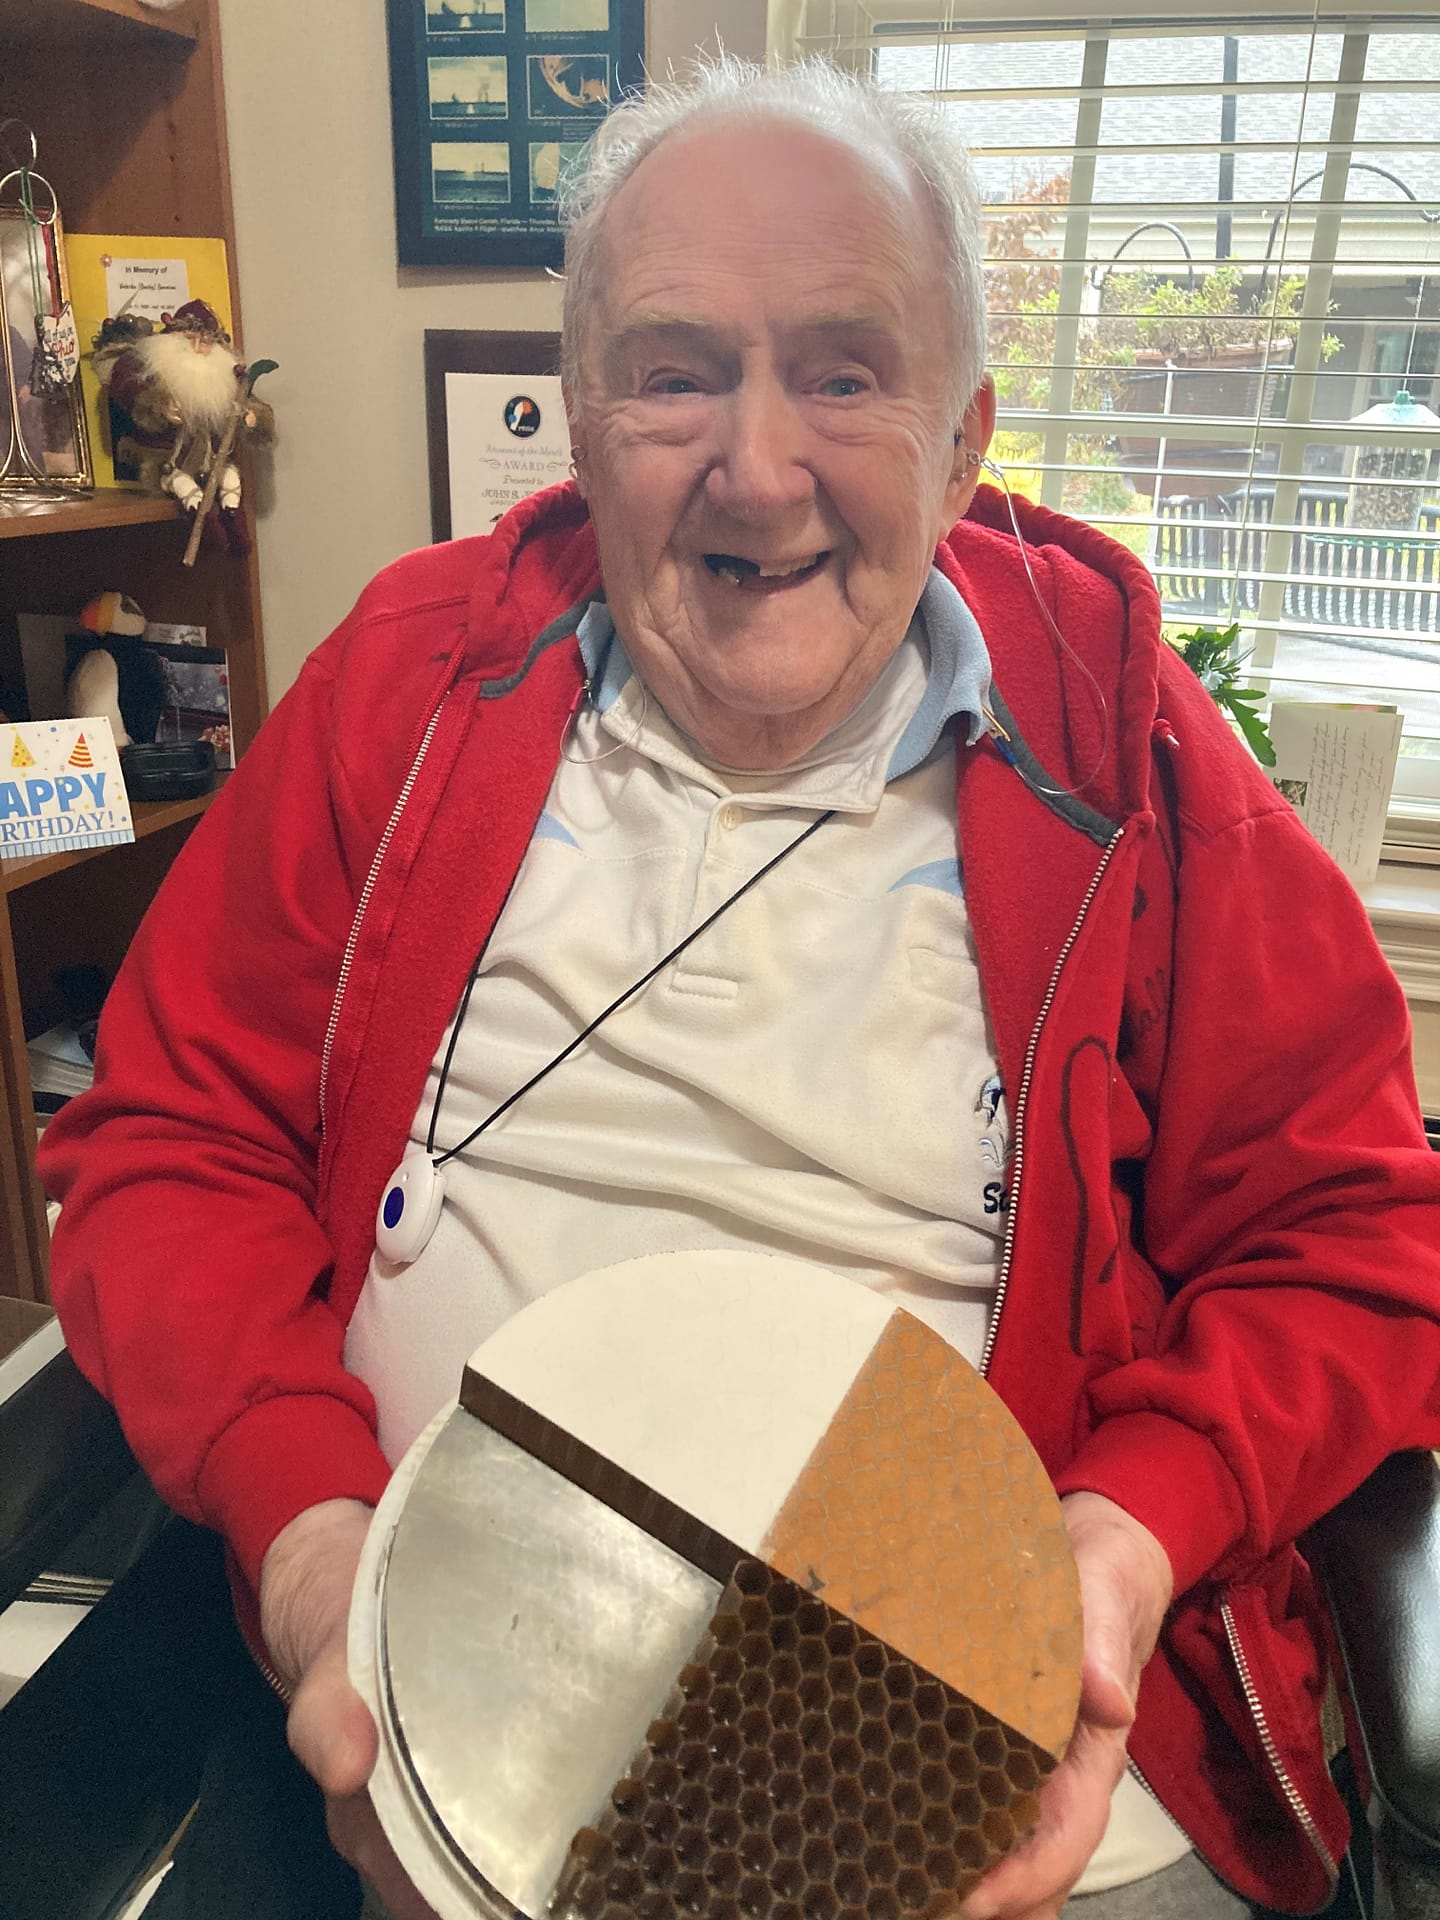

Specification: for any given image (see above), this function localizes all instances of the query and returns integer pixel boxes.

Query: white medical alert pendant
[375,1148,447,1265]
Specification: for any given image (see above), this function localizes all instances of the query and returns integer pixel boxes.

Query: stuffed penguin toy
[64,593,167,748]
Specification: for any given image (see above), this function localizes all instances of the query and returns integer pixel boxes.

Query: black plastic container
[119,740,218,803]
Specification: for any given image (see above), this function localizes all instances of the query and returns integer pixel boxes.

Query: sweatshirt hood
[943,484,1164,831]
[461,480,600,676]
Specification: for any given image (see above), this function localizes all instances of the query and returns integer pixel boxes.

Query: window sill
[1384,802,1440,867]
[1361,862,1440,1007]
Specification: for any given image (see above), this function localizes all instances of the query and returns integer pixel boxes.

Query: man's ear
[938,374,997,533]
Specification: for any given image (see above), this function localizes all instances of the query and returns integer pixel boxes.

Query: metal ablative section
[382,1408,723,1918]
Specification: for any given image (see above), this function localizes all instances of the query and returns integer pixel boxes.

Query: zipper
[977,824,1125,1378]
[255,1649,294,1707]
[1125,1754,1168,1809]
[1220,1597,1339,1882]
[237,1608,295,1706]
[318,696,450,1133]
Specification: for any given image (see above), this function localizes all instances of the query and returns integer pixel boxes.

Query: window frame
[775,1,1440,815]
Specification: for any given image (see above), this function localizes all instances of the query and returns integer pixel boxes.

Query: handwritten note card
[1269,701,1403,885]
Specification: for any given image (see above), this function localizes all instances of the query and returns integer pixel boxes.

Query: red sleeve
[38,619,393,1593]
[1056,663,1440,1592]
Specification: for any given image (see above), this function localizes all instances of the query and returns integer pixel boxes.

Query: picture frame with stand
[0,163,92,493]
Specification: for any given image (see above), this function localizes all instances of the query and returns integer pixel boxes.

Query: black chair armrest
[0,1519,237,1920]
[0,1348,141,1612]
[1306,1450,1440,1854]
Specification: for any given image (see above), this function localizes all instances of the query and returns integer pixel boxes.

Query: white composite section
[472,1252,895,1552]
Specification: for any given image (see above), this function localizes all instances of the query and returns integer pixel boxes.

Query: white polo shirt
[345,567,1188,1892]
[348,568,1007,1456]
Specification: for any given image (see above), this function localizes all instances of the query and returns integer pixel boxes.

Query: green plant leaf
[1225,694,1277,767]
[1168,624,1276,765]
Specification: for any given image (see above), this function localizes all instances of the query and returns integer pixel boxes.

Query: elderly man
[39,57,1440,1920]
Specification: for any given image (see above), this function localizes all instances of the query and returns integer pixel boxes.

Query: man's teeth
[708,553,823,586]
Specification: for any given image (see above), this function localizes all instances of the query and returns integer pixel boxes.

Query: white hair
[557,55,988,417]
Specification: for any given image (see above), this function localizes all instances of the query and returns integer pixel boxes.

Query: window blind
[775,2,1440,800]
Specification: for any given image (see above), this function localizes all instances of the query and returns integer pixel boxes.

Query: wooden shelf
[0,494,185,543]
[0,0,264,1303]
[0,0,198,42]
[0,775,228,893]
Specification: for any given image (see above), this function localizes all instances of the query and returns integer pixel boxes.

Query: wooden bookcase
[0,0,267,1300]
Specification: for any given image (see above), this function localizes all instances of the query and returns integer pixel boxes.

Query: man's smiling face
[567,118,992,770]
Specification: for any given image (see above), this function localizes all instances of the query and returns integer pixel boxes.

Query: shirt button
[719,804,741,830]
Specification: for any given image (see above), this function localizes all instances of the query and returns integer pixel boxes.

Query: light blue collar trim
[576,600,629,713]
[887,569,993,777]
[575,566,993,777]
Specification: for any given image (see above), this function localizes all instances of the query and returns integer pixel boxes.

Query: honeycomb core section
[550,1558,1055,1920]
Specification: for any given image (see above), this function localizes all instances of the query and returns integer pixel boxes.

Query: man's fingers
[954,1495,1174,1919]
[327,1792,442,1920]
[956,1719,1128,1920]
[286,1642,378,1800]
[1064,1490,1174,1725]
[1073,1600,1139,1734]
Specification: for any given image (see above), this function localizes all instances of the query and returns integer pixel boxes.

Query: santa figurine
[99,299,275,556]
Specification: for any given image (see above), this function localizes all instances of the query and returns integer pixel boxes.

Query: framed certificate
[424,329,570,541]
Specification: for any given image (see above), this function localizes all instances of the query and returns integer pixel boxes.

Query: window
[776,2,1440,808]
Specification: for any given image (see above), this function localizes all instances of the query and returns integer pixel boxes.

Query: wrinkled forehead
[571,117,955,389]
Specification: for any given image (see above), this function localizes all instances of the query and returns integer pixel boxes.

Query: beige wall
[218,0,765,699]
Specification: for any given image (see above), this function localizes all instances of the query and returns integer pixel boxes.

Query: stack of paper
[27,1023,96,1106]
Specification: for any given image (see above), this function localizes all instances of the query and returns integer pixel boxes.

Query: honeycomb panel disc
[361,1252,1082,1920]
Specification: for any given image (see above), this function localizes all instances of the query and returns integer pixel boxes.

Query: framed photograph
[0,205,92,491]
[525,53,612,119]
[424,329,570,542]
[426,0,506,32]
[388,0,644,267]
[428,53,508,121]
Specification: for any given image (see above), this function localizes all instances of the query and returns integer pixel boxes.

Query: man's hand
[259,1498,440,1920]
[957,1491,1174,1920]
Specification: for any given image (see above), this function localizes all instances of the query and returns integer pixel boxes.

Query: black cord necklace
[375,804,836,1265]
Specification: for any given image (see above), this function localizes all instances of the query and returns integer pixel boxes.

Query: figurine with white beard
[100,299,275,555]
